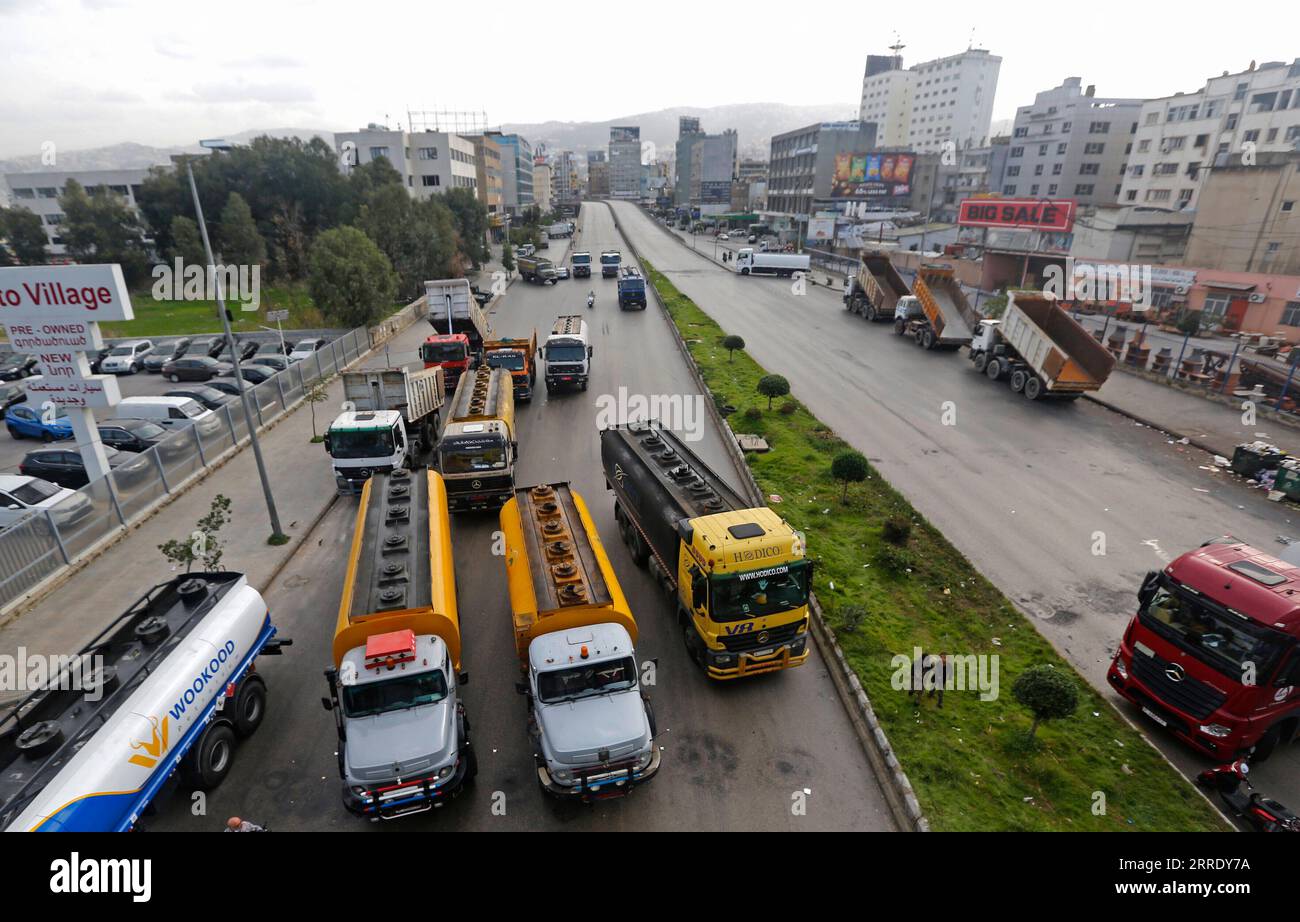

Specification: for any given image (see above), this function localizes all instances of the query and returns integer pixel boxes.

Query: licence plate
[1141,707,1168,727]
[750,648,774,658]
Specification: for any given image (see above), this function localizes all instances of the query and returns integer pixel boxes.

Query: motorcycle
[587,293,595,309]
[1196,758,1300,831]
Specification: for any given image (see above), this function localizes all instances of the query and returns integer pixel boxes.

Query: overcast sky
[2,0,1298,159]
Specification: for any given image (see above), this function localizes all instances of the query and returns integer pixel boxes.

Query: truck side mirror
[587,346,593,359]
[1137,570,1160,607]
[323,435,332,453]
[514,681,528,695]
[320,696,333,711]
[459,672,470,686]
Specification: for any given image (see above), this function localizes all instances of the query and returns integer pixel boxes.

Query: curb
[1082,393,1227,458]
[607,201,926,832]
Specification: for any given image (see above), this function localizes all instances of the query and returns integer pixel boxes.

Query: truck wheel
[972,352,989,374]
[740,268,750,275]
[682,621,705,668]
[986,358,1003,380]
[1024,377,1043,401]
[644,697,658,738]
[1251,725,1282,762]
[921,330,935,350]
[182,723,236,791]
[893,318,906,335]
[232,676,267,738]
[462,744,479,783]
[913,329,926,347]
[1010,369,1027,393]
[630,528,650,566]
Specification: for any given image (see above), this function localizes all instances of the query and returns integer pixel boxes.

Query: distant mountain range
[503,102,858,161]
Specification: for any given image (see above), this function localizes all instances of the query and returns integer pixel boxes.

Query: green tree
[443,187,490,267]
[355,185,457,300]
[158,494,233,573]
[722,334,745,362]
[217,192,266,268]
[307,226,397,328]
[305,381,329,442]
[166,215,206,266]
[59,179,149,285]
[501,240,515,275]
[1012,665,1079,739]
[0,207,49,264]
[831,450,869,503]
[756,373,790,410]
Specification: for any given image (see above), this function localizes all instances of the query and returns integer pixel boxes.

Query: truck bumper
[334,467,391,494]
[1106,654,1244,758]
[342,752,472,821]
[537,748,661,802]
[706,636,810,680]
[546,376,588,390]
[447,490,512,513]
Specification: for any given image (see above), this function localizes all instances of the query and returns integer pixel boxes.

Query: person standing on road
[225,816,267,832]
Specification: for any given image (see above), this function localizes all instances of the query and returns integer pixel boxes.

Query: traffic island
[641,261,1229,832]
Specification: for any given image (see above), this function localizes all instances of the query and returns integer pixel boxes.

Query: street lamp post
[184,143,286,543]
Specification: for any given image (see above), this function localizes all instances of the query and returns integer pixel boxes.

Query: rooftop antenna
[889,34,905,68]
[967,27,976,51]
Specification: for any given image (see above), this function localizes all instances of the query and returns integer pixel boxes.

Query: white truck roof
[330,409,403,431]
[529,622,635,674]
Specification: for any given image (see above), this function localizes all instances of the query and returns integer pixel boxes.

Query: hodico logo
[49,853,151,903]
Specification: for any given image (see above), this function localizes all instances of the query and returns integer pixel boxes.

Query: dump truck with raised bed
[500,481,660,800]
[437,365,517,512]
[903,264,980,350]
[600,421,811,679]
[2,572,290,832]
[322,469,474,820]
[484,330,537,402]
[423,278,490,391]
[844,250,911,322]
[326,365,446,493]
[969,291,1116,401]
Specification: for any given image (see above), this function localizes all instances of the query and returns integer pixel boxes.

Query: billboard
[699,180,731,204]
[806,217,835,243]
[610,126,640,143]
[958,198,1077,233]
[830,152,915,199]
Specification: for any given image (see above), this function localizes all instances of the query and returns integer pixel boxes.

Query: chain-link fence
[0,326,377,610]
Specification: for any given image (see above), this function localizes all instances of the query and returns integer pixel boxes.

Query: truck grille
[1131,651,1227,721]
[444,474,512,495]
[718,620,803,654]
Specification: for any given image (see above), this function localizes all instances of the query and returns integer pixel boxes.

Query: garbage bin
[1231,445,1288,478]
[1275,466,1300,500]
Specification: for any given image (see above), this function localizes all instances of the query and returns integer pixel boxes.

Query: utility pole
[185,143,286,543]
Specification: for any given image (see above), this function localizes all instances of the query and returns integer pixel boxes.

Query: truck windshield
[422,342,465,364]
[439,437,506,473]
[330,427,396,459]
[537,656,637,703]
[487,351,525,371]
[547,344,586,363]
[711,561,810,623]
[343,670,448,717]
[1139,581,1289,680]
[573,256,591,265]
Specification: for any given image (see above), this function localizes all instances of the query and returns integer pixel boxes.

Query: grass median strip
[642,261,1227,832]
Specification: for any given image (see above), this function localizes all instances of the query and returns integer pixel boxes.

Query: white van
[116,395,214,431]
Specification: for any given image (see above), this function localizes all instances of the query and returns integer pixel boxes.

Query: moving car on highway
[0,473,92,530]
[5,403,73,442]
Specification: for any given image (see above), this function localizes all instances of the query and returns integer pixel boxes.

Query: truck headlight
[436,764,455,781]
[1113,657,1128,680]
[1199,723,1232,738]
[552,768,572,782]
[635,750,653,771]
[714,654,734,665]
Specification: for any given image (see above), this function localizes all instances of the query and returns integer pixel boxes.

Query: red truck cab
[1108,539,1300,761]
[422,334,471,392]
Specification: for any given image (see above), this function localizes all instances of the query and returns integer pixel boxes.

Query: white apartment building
[1119,59,1300,212]
[335,126,478,201]
[533,159,553,212]
[858,48,1002,154]
[1003,78,1142,207]
[3,168,152,256]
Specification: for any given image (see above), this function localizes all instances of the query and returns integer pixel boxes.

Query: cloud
[186,80,316,105]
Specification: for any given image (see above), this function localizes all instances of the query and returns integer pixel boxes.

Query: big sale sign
[957,198,1077,233]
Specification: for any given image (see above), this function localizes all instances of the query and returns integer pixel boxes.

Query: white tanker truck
[1,572,290,832]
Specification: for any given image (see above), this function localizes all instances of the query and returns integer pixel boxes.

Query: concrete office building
[483,132,534,213]
[1003,78,1142,207]
[335,127,479,201]
[766,121,879,222]
[3,168,152,256]
[1120,59,1300,212]
[533,158,553,213]
[1184,150,1300,275]
[551,150,580,209]
[858,47,1002,153]
[609,126,642,199]
[675,126,738,211]
[467,134,504,218]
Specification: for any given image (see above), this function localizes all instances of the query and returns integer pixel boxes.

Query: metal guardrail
[0,326,375,610]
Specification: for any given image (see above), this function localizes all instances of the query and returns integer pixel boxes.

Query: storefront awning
[1204,281,1256,292]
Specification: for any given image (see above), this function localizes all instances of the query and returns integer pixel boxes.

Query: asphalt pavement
[143,204,897,831]
[611,200,1300,811]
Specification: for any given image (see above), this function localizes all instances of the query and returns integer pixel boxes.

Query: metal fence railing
[0,325,380,611]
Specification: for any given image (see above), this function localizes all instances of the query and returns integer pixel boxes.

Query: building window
[1048,184,1058,195]
[1010,146,1024,158]
[44,214,63,225]
[37,187,58,198]
[1038,144,1048,156]
[1003,184,1017,195]
[1034,164,1044,176]
[13,188,34,199]
[369,146,390,160]
[1079,163,1099,175]
[1006,166,1021,177]
[1225,114,1238,130]
[1089,121,1110,134]
[422,175,440,187]
[1146,189,1171,202]
[1179,189,1194,203]
[1062,121,1072,132]
[1084,142,1105,154]
[1202,292,1232,317]
[1154,163,1179,175]
[1126,190,1138,201]
[1282,201,1296,213]
[1074,184,1094,196]
[1057,142,1067,155]
[1013,126,1028,138]
[1130,164,1145,177]
[1138,139,1151,152]
[1052,163,1063,175]
[1145,112,1160,126]
[1244,129,1260,143]
[419,147,438,160]
[1282,302,1300,327]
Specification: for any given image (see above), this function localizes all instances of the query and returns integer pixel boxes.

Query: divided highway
[609,200,1300,808]
[149,203,896,831]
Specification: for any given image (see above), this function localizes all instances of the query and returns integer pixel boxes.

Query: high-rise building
[466,134,504,218]
[1119,59,1300,212]
[551,150,580,209]
[533,158,553,212]
[609,126,642,199]
[674,123,738,212]
[1003,78,1143,207]
[858,47,1002,153]
[484,131,534,213]
[766,121,882,219]
[335,126,479,201]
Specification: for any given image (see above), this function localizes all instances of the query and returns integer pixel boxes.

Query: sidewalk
[651,214,1295,460]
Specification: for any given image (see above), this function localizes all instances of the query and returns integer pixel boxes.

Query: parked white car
[99,340,155,375]
[0,473,93,530]
[289,338,328,363]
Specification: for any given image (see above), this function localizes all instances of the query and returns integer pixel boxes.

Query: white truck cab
[325,409,408,492]
[525,623,659,799]
[970,318,1002,355]
[542,316,592,392]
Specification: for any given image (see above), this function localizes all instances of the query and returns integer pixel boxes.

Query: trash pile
[1229,440,1297,500]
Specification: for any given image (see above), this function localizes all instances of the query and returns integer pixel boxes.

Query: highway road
[609,200,1300,809]
[148,204,896,832]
